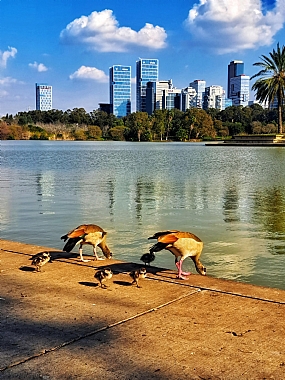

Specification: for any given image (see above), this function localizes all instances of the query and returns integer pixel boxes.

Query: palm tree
[251,43,285,134]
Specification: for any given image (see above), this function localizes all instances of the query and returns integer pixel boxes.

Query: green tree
[108,126,126,141]
[151,109,166,140]
[87,125,102,140]
[251,43,285,134]
[124,112,150,141]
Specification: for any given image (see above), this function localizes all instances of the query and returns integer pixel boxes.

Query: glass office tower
[227,60,244,98]
[230,75,250,107]
[36,83,52,111]
[189,80,206,109]
[109,65,131,117]
[136,58,159,112]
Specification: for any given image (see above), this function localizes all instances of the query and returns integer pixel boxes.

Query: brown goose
[148,230,206,279]
[61,224,112,262]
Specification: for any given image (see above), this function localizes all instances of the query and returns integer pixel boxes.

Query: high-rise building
[109,65,131,117]
[189,80,206,108]
[203,85,225,110]
[145,80,180,114]
[230,75,250,107]
[136,58,159,112]
[36,83,52,111]
[227,60,244,98]
[180,86,197,111]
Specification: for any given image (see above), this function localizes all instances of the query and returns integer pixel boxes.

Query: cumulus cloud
[185,0,285,54]
[29,61,48,72]
[69,65,109,82]
[60,9,167,52]
[0,46,17,68]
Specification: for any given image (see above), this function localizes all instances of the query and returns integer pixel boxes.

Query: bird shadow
[19,266,36,272]
[93,262,157,274]
[78,281,98,288]
[113,280,132,287]
[48,251,78,260]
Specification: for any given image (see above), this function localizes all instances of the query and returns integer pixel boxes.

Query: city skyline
[0,0,284,116]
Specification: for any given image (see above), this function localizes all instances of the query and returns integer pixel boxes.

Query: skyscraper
[189,80,206,109]
[109,65,131,117]
[203,85,225,110]
[227,60,244,98]
[230,75,250,107]
[36,83,52,111]
[136,58,159,112]
[180,86,197,111]
[145,80,181,114]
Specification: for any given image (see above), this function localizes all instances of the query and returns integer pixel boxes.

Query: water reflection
[223,185,240,223]
[1,141,285,290]
[36,172,55,214]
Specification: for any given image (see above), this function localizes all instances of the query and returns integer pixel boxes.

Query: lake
[1,140,285,290]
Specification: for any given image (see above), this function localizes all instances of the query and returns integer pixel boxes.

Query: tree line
[0,104,283,141]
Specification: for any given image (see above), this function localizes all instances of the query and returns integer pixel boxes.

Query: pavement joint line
[145,275,285,305]
[0,289,200,373]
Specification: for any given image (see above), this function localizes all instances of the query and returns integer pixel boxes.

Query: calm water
[1,140,285,290]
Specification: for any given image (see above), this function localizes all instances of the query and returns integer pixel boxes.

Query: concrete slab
[1,239,285,379]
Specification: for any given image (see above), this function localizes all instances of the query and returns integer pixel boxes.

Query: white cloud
[185,0,285,54]
[60,9,167,52]
[69,65,109,82]
[0,77,18,85]
[29,61,48,72]
[0,89,9,97]
[0,46,17,68]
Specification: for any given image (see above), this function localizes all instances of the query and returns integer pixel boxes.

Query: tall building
[189,80,206,108]
[180,86,197,111]
[136,58,159,112]
[145,80,180,114]
[227,60,244,98]
[230,75,250,107]
[109,65,131,117]
[203,85,225,110]
[36,83,52,111]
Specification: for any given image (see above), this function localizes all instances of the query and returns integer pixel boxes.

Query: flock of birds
[31,223,206,288]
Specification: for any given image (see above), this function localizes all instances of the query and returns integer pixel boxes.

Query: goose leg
[175,260,190,279]
[93,246,105,261]
[79,245,91,262]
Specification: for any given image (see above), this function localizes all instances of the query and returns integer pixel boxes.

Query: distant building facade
[227,60,244,98]
[230,75,250,107]
[136,58,159,112]
[109,65,131,117]
[145,80,180,114]
[224,98,233,108]
[98,103,111,114]
[36,83,52,111]
[227,60,249,106]
[189,80,206,109]
[203,85,225,110]
[180,86,197,111]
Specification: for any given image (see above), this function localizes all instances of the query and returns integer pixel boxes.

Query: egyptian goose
[61,224,112,262]
[148,230,206,279]
[94,268,113,288]
[129,268,147,288]
[140,252,155,266]
[31,252,51,272]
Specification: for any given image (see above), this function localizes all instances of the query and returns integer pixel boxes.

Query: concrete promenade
[1,239,285,380]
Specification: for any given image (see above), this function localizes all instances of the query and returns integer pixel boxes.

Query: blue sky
[0,0,284,116]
